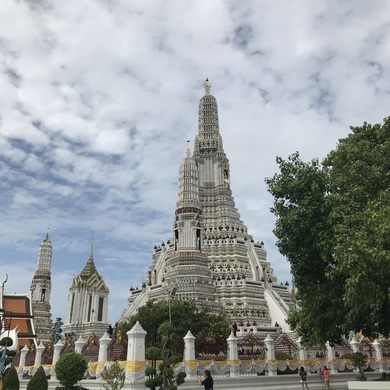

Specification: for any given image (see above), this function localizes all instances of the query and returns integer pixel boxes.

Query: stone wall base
[17,372,383,390]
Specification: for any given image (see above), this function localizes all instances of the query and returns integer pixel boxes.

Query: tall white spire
[174,149,201,251]
[203,78,211,95]
[176,149,200,213]
[198,78,220,137]
[31,231,53,343]
[34,229,52,276]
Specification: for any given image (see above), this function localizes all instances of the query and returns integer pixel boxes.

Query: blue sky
[0,0,389,324]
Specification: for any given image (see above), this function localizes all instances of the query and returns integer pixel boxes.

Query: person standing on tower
[232,322,238,337]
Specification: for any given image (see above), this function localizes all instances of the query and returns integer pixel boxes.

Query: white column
[52,340,64,365]
[126,321,147,382]
[74,289,81,323]
[18,345,29,379]
[96,332,111,378]
[227,330,239,377]
[103,296,109,322]
[296,336,308,372]
[350,335,360,353]
[296,337,307,361]
[98,332,111,362]
[325,341,337,374]
[67,293,72,323]
[264,334,276,376]
[34,342,45,368]
[51,339,64,379]
[372,339,384,373]
[75,336,85,354]
[183,331,196,379]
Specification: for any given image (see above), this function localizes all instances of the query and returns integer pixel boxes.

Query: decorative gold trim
[184,360,196,369]
[125,360,145,373]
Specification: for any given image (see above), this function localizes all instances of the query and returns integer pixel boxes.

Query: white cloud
[0,0,389,322]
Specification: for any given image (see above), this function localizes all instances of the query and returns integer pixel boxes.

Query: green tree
[146,347,162,369]
[121,300,229,355]
[101,361,125,390]
[55,352,87,389]
[2,366,19,390]
[27,366,48,390]
[145,321,186,390]
[266,118,390,345]
[52,317,64,343]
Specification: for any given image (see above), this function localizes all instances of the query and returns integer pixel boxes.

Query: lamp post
[168,287,177,323]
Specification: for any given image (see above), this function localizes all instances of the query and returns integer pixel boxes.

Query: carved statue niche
[174,229,178,251]
[196,228,201,250]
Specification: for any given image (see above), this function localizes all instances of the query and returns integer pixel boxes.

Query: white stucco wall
[264,289,291,333]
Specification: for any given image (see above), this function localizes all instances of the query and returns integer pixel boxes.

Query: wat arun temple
[1,81,295,346]
[121,80,294,338]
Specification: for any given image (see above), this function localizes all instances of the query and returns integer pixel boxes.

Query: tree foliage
[101,361,125,390]
[27,366,48,390]
[55,352,87,389]
[121,300,229,355]
[144,320,186,390]
[2,366,20,390]
[52,317,64,343]
[266,118,390,345]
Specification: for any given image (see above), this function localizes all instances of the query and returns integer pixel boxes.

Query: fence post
[97,332,111,378]
[227,330,239,377]
[34,342,45,369]
[264,334,276,376]
[51,339,64,379]
[296,337,307,361]
[18,345,29,380]
[74,336,85,354]
[126,321,147,383]
[350,335,360,353]
[325,341,337,374]
[372,339,384,373]
[183,330,196,379]
[296,337,308,372]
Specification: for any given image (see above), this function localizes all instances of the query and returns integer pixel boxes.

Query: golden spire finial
[203,78,211,95]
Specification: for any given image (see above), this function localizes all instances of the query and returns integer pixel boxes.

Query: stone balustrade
[12,326,388,385]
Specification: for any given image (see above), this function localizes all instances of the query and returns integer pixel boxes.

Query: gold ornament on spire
[203,78,211,95]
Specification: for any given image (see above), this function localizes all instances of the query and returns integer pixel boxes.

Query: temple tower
[164,149,220,309]
[63,245,109,339]
[193,80,274,327]
[30,232,53,343]
[122,81,294,336]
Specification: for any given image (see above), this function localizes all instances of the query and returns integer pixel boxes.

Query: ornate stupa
[63,243,109,339]
[30,232,53,343]
[121,80,294,337]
